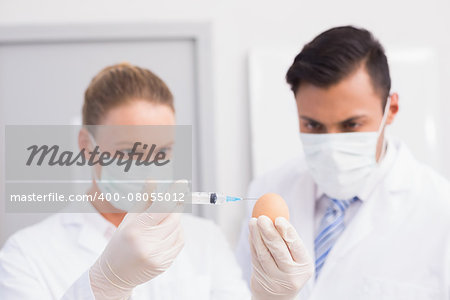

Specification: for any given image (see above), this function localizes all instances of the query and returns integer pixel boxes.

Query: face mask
[89,134,172,211]
[300,97,391,200]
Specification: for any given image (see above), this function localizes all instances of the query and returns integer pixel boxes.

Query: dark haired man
[237,26,450,299]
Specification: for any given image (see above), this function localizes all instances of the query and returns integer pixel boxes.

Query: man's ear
[386,93,399,125]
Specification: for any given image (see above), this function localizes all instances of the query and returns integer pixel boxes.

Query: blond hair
[82,62,174,125]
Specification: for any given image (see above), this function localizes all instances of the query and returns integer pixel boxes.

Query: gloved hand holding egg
[249,193,314,300]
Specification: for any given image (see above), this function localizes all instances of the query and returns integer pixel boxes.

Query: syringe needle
[191,192,259,205]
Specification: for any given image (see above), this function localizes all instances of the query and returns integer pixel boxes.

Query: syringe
[191,192,257,205]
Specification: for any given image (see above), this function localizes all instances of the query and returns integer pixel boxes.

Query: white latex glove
[89,185,185,300]
[249,215,314,300]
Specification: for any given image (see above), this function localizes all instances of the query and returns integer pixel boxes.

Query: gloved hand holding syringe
[190,192,257,205]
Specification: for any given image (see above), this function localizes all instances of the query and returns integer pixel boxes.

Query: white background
[1,0,450,247]
[249,46,448,178]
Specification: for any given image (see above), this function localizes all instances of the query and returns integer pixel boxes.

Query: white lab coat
[236,138,450,300]
[0,205,251,300]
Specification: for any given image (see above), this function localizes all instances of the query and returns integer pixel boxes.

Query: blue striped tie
[314,196,359,279]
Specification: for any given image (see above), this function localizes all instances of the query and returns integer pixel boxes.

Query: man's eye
[306,121,322,130]
[343,122,360,130]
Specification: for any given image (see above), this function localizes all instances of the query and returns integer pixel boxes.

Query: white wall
[1,0,450,246]
[248,46,449,180]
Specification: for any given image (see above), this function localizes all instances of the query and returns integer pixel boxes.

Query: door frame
[0,22,216,192]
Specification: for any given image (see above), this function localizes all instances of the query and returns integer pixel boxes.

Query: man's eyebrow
[339,115,367,123]
[299,116,323,124]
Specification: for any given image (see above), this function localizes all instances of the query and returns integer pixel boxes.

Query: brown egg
[252,193,290,222]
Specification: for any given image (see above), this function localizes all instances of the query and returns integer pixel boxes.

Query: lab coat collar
[381,138,417,193]
[60,202,116,254]
[356,135,398,201]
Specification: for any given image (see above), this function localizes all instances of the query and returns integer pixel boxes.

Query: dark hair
[286,26,391,103]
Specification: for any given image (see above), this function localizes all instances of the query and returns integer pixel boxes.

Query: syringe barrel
[207,194,237,204]
[191,192,242,205]
[191,192,219,204]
